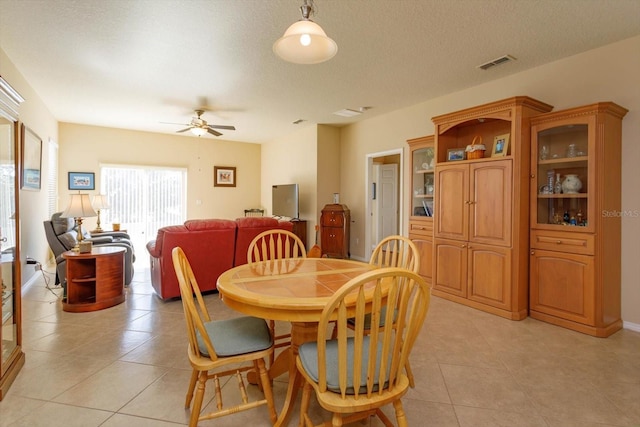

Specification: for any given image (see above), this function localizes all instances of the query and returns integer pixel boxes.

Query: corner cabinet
[529,102,627,337]
[407,136,435,284]
[432,96,553,320]
[0,76,25,400]
[320,204,350,258]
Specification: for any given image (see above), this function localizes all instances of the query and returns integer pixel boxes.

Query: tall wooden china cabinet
[431,97,553,320]
[407,135,435,284]
[529,103,627,337]
[0,76,25,399]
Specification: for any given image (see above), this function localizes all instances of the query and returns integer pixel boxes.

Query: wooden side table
[62,246,126,312]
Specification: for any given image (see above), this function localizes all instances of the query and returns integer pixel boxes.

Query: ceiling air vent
[477,55,516,70]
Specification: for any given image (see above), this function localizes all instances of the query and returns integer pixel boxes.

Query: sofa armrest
[91,231,131,240]
[146,240,160,258]
[87,236,114,244]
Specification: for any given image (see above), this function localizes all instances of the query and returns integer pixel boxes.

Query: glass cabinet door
[1,117,18,375]
[411,145,435,218]
[532,122,591,231]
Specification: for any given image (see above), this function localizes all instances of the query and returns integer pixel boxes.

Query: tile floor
[1,265,639,427]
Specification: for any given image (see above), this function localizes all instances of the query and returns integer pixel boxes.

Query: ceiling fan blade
[208,124,236,131]
[207,128,223,137]
[176,127,193,133]
[160,121,189,126]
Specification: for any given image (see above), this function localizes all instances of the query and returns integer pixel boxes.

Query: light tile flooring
[1,265,640,427]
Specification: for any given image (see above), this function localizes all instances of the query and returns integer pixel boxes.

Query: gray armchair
[43,212,135,288]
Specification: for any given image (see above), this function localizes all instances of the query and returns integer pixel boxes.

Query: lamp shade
[92,194,111,210]
[62,193,97,218]
[273,19,337,64]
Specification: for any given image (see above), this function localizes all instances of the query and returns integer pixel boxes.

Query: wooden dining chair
[247,229,307,365]
[296,267,431,427]
[334,235,421,386]
[171,247,277,427]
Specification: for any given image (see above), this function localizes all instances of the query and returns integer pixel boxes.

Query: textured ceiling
[1,0,639,144]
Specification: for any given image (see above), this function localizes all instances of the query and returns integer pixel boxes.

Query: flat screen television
[272,184,299,219]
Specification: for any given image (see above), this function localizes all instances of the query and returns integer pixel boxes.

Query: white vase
[561,174,582,194]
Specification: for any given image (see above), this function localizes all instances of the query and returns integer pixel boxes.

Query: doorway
[364,149,403,260]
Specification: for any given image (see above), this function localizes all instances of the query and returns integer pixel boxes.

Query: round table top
[217,258,375,322]
[62,246,126,258]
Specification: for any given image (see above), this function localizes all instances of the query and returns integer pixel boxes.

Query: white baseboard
[623,320,640,333]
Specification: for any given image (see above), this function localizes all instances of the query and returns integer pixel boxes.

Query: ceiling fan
[164,109,236,137]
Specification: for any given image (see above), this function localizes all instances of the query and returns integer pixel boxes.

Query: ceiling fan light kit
[166,108,236,137]
[190,127,207,136]
[273,0,337,64]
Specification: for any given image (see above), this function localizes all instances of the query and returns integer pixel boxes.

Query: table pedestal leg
[274,321,318,427]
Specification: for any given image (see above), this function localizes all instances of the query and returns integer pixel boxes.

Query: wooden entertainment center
[407,97,627,337]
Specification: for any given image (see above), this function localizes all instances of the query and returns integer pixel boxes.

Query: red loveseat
[146,217,293,299]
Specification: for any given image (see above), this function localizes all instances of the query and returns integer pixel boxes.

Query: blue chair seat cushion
[347,306,398,328]
[196,316,273,357]
[298,336,390,394]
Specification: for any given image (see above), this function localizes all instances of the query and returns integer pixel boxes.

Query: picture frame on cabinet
[447,148,465,161]
[492,133,510,157]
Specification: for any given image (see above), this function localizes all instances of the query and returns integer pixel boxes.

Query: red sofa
[146,217,293,299]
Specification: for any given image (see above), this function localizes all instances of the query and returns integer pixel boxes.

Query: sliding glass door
[100,165,187,265]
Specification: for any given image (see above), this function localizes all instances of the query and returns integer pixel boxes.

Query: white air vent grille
[477,55,516,70]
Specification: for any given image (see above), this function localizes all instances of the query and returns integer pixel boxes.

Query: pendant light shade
[273,1,337,64]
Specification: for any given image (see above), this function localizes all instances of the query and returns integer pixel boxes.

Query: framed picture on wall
[68,171,95,190]
[20,124,42,190]
[214,166,236,187]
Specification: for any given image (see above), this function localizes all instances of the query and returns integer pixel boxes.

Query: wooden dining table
[217,257,376,427]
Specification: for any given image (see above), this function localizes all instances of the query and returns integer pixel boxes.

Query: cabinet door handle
[531,250,535,255]
[556,240,562,244]
[461,244,466,248]
[531,174,535,178]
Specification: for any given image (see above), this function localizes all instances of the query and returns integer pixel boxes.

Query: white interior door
[365,149,403,261]
[377,163,398,242]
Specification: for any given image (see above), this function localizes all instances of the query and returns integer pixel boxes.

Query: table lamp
[91,194,110,233]
[61,193,97,251]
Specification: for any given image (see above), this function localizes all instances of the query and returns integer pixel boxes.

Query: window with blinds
[99,165,187,262]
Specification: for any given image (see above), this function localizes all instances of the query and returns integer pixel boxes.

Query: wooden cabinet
[62,247,126,312]
[432,96,553,320]
[291,219,307,250]
[407,136,435,283]
[435,160,512,246]
[320,204,350,258]
[529,102,627,337]
[0,77,24,400]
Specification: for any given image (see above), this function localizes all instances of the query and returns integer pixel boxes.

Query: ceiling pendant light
[273,0,337,65]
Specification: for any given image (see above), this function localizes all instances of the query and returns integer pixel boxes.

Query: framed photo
[492,133,510,157]
[21,124,42,190]
[214,166,236,187]
[68,171,95,190]
[447,148,465,161]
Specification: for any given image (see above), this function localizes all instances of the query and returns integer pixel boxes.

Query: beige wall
[338,35,640,325]
[1,49,58,282]
[58,123,261,226]
[260,124,318,248]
